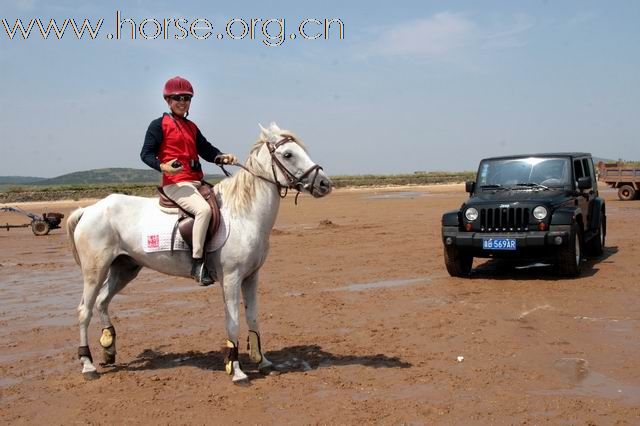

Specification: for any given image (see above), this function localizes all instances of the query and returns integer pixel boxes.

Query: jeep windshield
[477,157,571,190]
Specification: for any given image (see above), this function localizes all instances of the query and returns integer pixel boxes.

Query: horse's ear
[269,122,281,133]
[258,123,270,140]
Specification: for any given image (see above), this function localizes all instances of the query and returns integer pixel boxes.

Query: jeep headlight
[465,207,479,221]
[533,206,548,220]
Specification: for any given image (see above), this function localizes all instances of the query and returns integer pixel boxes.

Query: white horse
[66,123,332,383]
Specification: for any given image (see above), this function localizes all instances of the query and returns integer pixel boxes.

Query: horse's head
[256,122,332,198]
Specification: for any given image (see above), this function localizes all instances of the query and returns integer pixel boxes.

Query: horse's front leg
[242,272,276,374]
[221,271,249,383]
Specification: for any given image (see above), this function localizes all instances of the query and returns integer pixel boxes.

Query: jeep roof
[481,152,591,161]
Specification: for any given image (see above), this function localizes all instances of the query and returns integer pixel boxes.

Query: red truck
[598,162,640,200]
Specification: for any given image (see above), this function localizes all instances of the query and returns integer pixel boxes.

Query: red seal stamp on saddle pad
[147,234,160,249]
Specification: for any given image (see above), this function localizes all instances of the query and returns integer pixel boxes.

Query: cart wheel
[32,220,50,236]
[617,185,636,201]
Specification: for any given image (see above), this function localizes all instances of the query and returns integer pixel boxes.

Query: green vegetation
[331,171,475,188]
[0,178,224,203]
[0,168,474,203]
[0,176,46,185]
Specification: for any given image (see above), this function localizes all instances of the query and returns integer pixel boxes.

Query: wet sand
[1,184,640,424]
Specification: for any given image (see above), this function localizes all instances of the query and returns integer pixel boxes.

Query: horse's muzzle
[311,176,332,198]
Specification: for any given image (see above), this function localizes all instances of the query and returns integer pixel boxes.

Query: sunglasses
[169,94,192,102]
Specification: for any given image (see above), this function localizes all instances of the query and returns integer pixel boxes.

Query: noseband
[222,136,324,201]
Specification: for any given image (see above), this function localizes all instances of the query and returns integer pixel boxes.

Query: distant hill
[3,168,225,186]
[0,176,46,185]
[37,168,163,185]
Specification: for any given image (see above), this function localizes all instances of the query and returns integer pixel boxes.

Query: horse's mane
[217,126,304,215]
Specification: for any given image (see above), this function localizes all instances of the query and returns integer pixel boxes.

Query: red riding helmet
[163,76,194,97]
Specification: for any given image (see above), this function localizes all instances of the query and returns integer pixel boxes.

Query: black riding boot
[191,257,214,286]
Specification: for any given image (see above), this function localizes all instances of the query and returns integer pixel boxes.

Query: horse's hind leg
[77,261,111,380]
[242,272,275,374]
[95,256,142,365]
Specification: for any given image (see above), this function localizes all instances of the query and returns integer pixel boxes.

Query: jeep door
[573,157,595,233]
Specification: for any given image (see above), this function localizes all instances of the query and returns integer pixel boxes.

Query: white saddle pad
[141,207,231,253]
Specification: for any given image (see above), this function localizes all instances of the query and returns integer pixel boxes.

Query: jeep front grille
[480,207,530,231]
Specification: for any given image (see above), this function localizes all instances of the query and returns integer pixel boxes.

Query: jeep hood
[467,189,573,206]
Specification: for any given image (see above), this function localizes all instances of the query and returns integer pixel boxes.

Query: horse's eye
[283,152,293,159]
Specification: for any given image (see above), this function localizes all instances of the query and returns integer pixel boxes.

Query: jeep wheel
[556,224,582,277]
[586,216,605,257]
[444,246,473,277]
[617,185,636,201]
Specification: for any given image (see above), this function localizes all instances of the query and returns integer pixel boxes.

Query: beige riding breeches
[163,181,212,259]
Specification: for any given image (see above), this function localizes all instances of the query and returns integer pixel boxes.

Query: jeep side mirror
[577,176,591,190]
[465,181,475,194]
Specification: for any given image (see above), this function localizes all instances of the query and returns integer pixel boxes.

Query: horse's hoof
[82,371,100,381]
[101,354,116,365]
[232,377,251,387]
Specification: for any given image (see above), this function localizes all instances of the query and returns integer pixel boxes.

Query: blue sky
[1,0,638,177]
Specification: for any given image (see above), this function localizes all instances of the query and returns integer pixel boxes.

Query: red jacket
[140,113,222,186]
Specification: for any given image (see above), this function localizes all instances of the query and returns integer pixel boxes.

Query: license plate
[483,238,516,250]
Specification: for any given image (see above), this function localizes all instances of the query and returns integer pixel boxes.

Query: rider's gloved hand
[215,154,238,165]
[160,158,183,175]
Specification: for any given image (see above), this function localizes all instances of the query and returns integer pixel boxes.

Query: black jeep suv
[442,153,606,277]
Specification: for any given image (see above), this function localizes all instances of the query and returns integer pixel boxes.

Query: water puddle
[32,315,76,327]
[532,358,640,405]
[0,347,66,364]
[364,192,425,200]
[160,285,202,294]
[0,377,21,387]
[162,299,197,307]
[574,316,637,336]
[514,262,551,270]
[117,307,153,318]
[352,383,439,402]
[325,277,430,292]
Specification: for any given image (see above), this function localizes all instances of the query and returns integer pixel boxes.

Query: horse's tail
[66,207,85,266]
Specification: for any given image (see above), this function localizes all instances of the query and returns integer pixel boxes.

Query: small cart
[597,162,640,200]
[0,207,64,236]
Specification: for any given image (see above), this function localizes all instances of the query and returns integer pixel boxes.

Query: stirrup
[191,259,214,286]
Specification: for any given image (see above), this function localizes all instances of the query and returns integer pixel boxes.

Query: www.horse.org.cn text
[1,11,345,46]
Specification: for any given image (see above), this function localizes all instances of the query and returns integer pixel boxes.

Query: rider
[140,76,237,286]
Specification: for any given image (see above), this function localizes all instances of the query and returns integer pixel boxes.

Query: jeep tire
[618,185,636,201]
[556,224,583,277]
[444,246,473,277]
[586,216,605,257]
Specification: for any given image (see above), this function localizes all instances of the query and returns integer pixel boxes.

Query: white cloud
[374,12,476,57]
[483,13,535,49]
[369,12,536,58]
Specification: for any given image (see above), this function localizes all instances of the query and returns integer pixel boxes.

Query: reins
[217,136,323,204]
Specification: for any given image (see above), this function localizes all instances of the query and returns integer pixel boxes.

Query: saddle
[157,181,221,254]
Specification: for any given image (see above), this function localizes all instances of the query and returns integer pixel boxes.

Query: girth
[157,181,221,254]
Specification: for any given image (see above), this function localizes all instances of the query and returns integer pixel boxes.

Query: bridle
[220,136,324,202]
